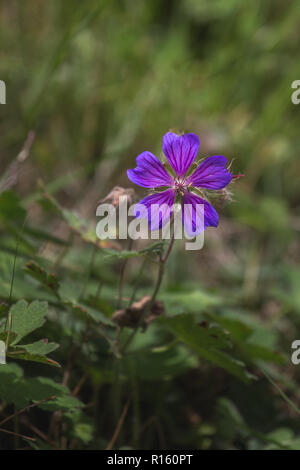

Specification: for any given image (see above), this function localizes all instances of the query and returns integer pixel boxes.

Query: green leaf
[0,331,18,345]
[104,242,165,260]
[0,363,26,408]
[0,190,26,222]
[72,422,94,444]
[24,260,60,293]
[27,377,83,411]
[7,351,61,367]
[15,339,59,355]
[207,314,253,342]
[0,364,82,410]
[160,314,254,382]
[161,289,222,314]
[241,343,286,364]
[63,299,114,326]
[207,313,286,365]
[9,300,48,345]
[64,410,94,444]
[127,344,198,380]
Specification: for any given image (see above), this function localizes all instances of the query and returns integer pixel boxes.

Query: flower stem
[117,239,133,309]
[121,232,175,354]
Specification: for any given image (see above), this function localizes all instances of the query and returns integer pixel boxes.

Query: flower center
[174,178,187,194]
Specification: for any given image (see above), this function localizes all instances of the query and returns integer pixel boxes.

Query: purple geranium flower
[127,132,233,236]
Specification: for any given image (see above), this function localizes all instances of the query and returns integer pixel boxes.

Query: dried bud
[112,295,165,329]
[100,186,135,207]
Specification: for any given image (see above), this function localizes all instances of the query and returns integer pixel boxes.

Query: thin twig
[106,400,130,450]
[80,242,97,301]
[21,418,57,448]
[0,427,36,442]
[0,395,56,428]
[128,257,147,307]
[117,239,133,309]
[17,131,35,163]
[5,217,28,331]
[0,131,35,192]
[72,372,88,397]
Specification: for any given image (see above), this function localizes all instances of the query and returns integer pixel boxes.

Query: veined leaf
[8,300,48,345]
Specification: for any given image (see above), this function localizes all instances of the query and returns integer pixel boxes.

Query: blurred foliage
[0,0,299,450]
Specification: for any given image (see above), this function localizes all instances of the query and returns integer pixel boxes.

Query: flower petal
[182,191,219,237]
[187,155,232,190]
[127,151,173,188]
[162,132,199,177]
[134,189,175,231]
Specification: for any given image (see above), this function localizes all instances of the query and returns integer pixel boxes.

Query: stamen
[174,177,187,193]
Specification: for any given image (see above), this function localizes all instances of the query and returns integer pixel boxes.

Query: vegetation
[0,0,299,450]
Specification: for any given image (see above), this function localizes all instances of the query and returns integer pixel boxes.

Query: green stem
[79,242,97,301]
[128,257,147,307]
[121,233,175,354]
[117,239,133,309]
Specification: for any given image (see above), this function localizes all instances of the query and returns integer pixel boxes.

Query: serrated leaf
[5,300,48,345]
[27,377,83,411]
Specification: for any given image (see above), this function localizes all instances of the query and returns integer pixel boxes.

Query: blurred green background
[0,0,300,450]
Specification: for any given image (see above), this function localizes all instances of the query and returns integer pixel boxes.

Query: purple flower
[127,132,233,236]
